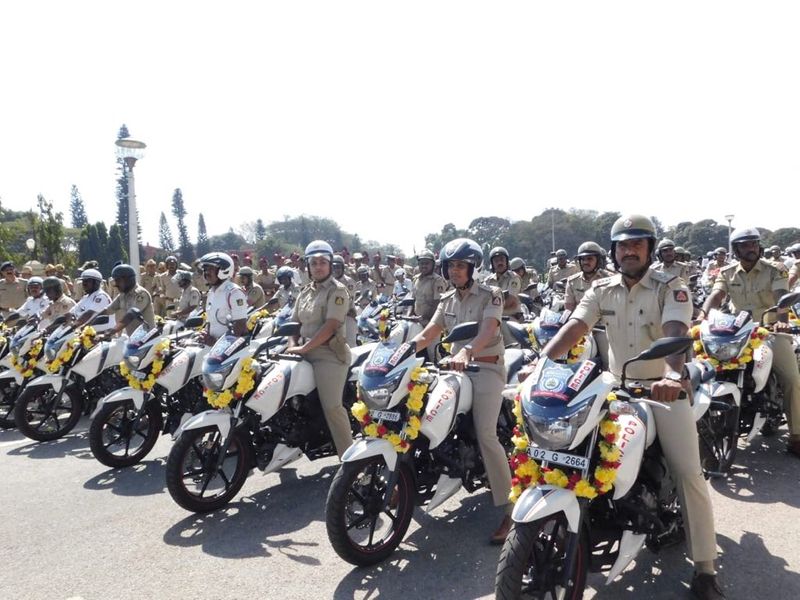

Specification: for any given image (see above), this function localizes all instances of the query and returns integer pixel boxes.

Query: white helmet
[394,267,405,278]
[199,252,234,281]
[304,240,334,264]
[80,268,103,282]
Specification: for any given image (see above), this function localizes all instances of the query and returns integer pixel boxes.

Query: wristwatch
[464,344,474,359]
[664,371,683,382]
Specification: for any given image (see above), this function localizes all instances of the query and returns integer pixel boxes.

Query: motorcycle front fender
[340,438,398,472]
[25,373,66,391]
[90,387,146,418]
[174,410,231,442]
[511,485,581,533]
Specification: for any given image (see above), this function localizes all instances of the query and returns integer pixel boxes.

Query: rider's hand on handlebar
[771,321,792,334]
[447,348,470,372]
[650,378,688,403]
[286,343,308,356]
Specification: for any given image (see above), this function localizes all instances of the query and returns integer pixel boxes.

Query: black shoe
[690,573,725,600]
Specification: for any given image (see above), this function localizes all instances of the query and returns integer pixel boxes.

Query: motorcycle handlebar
[273,353,304,362]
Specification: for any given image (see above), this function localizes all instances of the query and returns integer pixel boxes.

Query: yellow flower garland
[689,324,769,371]
[47,326,99,373]
[247,309,270,332]
[377,308,391,341]
[204,356,257,408]
[11,338,44,378]
[119,339,171,391]
[508,389,622,503]
[351,366,429,453]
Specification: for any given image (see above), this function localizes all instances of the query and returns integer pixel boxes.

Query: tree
[208,228,247,253]
[69,185,88,228]
[33,194,65,264]
[196,213,210,256]
[171,188,193,262]
[255,218,267,242]
[158,212,175,253]
[107,224,128,266]
[467,217,511,249]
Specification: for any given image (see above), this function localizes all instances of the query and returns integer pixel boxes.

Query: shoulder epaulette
[649,270,677,285]
[591,275,616,288]
[440,288,457,299]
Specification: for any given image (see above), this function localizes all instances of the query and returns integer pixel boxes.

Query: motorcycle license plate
[370,410,401,422]
[528,447,588,470]
[132,370,148,380]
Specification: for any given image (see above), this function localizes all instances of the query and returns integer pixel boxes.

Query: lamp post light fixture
[115,137,146,277]
[25,238,35,259]
[724,214,735,256]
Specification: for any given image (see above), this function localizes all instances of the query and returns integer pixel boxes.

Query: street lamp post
[724,214,735,255]
[115,138,146,278]
[25,238,35,259]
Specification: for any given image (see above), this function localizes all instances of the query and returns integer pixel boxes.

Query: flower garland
[80,326,97,349]
[689,324,769,371]
[118,339,171,391]
[377,308,391,341]
[350,366,429,453]
[524,324,586,363]
[204,356,257,408]
[11,338,44,378]
[508,389,622,503]
[247,309,270,332]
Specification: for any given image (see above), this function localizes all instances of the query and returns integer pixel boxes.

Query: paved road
[2,419,799,600]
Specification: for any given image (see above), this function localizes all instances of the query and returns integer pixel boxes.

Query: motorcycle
[325,322,516,566]
[494,337,716,599]
[13,315,127,442]
[691,292,800,476]
[0,315,47,429]
[164,321,369,513]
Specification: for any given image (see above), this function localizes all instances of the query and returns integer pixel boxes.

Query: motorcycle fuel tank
[419,372,472,449]
[247,359,315,422]
[612,402,654,500]
[157,345,209,395]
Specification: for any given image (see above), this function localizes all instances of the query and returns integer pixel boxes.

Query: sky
[1,2,799,257]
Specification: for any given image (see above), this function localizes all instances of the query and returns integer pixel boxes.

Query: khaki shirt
[413,273,448,325]
[158,271,182,301]
[192,272,208,294]
[0,278,29,315]
[354,279,379,307]
[255,269,277,298]
[291,278,349,341]
[572,269,692,379]
[652,261,690,282]
[712,259,789,324]
[107,278,119,300]
[108,285,155,335]
[485,270,522,316]
[274,284,299,309]
[548,262,580,288]
[245,284,267,308]
[40,295,76,329]
[565,268,612,309]
[431,282,505,370]
[140,273,160,298]
[177,286,202,313]
[518,269,538,290]
[766,258,788,274]
[335,274,357,317]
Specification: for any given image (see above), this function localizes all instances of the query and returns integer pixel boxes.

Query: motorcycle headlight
[524,398,594,450]
[45,345,58,362]
[703,334,749,362]
[202,363,234,392]
[126,355,141,369]
[360,371,405,407]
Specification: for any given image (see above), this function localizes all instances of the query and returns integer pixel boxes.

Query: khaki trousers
[307,346,353,458]
[467,366,512,507]
[771,334,800,441]
[653,399,718,562]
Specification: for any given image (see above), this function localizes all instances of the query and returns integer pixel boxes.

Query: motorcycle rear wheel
[697,395,739,478]
[495,515,588,600]
[165,426,251,513]
[326,457,414,566]
[14,385,82,442]
[89,400,162,468]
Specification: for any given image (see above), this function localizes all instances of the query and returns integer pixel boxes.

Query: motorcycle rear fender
[90,387,146,418]
[512,485,580,533]
[24,374,66,390]
[340,438,398,472]
[174,410,231,443]
[0,368,23,385]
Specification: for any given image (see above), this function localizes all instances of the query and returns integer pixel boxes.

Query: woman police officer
[408,237,513,543]
[286,241,354,458]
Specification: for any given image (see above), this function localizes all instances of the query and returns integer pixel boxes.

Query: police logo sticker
[492,295,502,306]
[236,299,244,306]
[335,296,344,305]
[623,218,632,227]
[673,290,689,303]
[542,377,561,391]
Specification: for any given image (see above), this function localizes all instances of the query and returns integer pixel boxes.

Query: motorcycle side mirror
[165,303,176,312]
[621,336,692,384]
[442,321,479,343]
[397,297,414,308]
[51,315,67,327]
[4,312,21,325]
[184,316,204,329]
[125,307,144,321]
[524,282,538,293]
[274,321,301,337]
[92,315,110,326]
[777,292,800,310]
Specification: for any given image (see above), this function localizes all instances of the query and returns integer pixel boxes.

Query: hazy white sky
[1,2,799,255]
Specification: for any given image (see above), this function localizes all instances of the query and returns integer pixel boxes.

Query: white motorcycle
[495,337,716,599]
[0,315,45,429]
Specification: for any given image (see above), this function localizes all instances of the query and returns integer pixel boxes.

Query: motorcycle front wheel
[165,426,251,513]
[89,400,163,468]
[0,380,18,429]
[14,385,82,441]
[495,514,588,600]
[325,457,414,566]
[697,395,739,478]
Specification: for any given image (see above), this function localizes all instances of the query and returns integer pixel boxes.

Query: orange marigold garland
[689,324,769,371]
[377,308,391,342]
[10,338,44,378]
[509,389,622,503]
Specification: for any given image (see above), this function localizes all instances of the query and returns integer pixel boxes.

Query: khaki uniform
[255,269,277,299]
[766,258,789,274]
[176,286,202,315]
[712,259,800,440]
[107,278,119,300]
[412,273,447,326]
[157,271,182,316]
[565,268,612,309]
[573,269,717,562]
[354,279,379,308]
[140,273,160,301]
[335,273,358,347]
[547,262,580,288]
[431,282,511,507]
[274,284,299,309]
[652,260,690,283]
[56,274,74,296]
[244,283,267,308]
[371,264,394,289]
[518,269,538,290]
[107,285,155,335]
[192,271,208,295]
[703,260,729,284]
[40,295,76,329]
[485,270,522,317]
[0,278,29,316]
[291,278,353,457]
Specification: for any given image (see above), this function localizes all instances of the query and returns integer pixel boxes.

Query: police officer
[703,247,729,284]
[412,249,447,327]
[788,244,800,289]
[199,252,249,344]
[286,241,353,458]
[140,259,160,303]
[653,238,690,282]
[172,270,202,322]
[68,268,113,332]
[409,238,513,544]
[539,215,724,599]
[510,257,537,290]
[392,268,412,298]
[39,277,76,331]
[0,261,28,317]
[700,227,800,460]
[485,246,522,316]
[547,249,580,289]
[564,241,612,311]
[354,265,378,308]
[331,255,358,349]
[101,264,155,336]
[272,266,299,309]
[255,256,277,301]
[238,267,266,308]
[764,244,789,274]
[191,259,208,295]
[17,277,50,320]
[157,256,181,317]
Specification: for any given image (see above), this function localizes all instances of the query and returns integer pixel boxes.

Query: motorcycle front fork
[560,498,588,590]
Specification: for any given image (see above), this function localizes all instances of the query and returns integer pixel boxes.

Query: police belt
[470,355,499,364]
